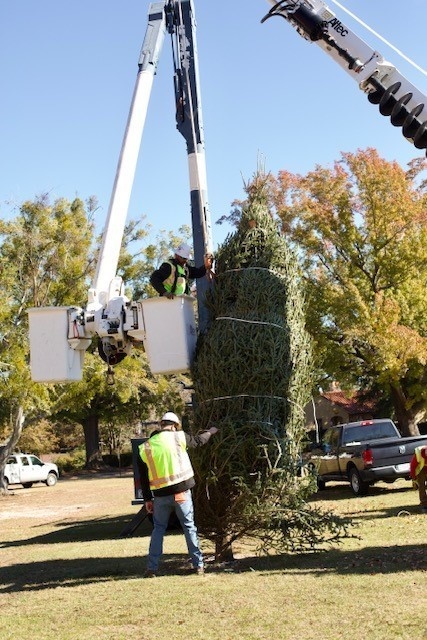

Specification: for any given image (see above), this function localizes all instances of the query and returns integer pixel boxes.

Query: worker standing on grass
[138,411,218,577]
[410,445,427,513]
[150,243,214,299]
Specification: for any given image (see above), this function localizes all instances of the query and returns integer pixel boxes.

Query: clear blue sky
[1,0,427,252]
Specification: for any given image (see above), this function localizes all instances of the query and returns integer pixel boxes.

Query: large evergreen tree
[190,174,348,560]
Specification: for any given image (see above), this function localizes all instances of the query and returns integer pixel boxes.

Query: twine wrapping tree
[190,175,349,560]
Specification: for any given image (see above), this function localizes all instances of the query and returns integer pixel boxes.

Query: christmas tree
[191,175,348,560]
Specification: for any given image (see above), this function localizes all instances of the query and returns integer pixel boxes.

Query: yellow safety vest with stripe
[139,431,194,491]
[163,261,187,296]
[413,446,427,478]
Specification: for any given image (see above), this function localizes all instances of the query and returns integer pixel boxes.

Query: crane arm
[82,1,212,369]
[90,2,167,309]
[262,0,427,154]
[167,0,213,330]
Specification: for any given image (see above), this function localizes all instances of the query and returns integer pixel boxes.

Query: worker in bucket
[150,242,214,299]
[138,411,218,577]
[410,445,427,513]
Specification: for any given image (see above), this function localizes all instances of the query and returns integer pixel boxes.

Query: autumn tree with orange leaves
[266,149,427,436]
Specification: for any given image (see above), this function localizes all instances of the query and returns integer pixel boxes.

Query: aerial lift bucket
[138,295,197,375]
[27,306,88,383]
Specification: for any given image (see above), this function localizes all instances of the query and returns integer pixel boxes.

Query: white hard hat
[174,242,192,260]
[161,412,180,424]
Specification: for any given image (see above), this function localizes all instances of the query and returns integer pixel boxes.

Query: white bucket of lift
[28,307,85,383]
[141,295,197,375]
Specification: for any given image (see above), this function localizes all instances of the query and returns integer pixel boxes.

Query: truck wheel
[317,478,326,491]
[349,468,369,496]
[46,473,58,487]
[22,482,33,488]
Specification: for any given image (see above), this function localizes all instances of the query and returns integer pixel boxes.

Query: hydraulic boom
[30,1,426,384]
[263,0,427,155]
[90,0,213,369]
[28,1,213,383]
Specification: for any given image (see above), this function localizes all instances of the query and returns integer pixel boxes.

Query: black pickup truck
[306,419,427,496]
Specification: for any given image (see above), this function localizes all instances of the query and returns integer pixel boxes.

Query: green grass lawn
[1,473,426,640]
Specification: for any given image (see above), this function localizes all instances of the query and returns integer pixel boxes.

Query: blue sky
[1,1,427,254]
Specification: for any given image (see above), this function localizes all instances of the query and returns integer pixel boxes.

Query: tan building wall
[305,393,375,440]
[305,396,350,436]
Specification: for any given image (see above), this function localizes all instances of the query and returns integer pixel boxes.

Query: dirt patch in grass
[0,470,134,523]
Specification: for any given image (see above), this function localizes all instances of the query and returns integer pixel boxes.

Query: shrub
[55,449,86,473]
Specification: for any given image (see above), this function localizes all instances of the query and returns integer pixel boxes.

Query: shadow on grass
[0,512,154,548]
[1,486,420,550]
[1,540,426,593]
[310,483,413,502]
[227,541,427,577]
[2,480,424,593]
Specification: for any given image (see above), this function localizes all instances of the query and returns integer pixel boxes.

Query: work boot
[144,570,157,578]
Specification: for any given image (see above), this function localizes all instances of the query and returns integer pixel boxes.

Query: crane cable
[330,0,427,77]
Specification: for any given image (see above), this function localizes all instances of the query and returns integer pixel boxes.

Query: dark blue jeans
[147,490,204,571]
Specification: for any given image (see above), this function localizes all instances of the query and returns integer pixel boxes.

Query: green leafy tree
[125,224,192,300]
[0,195,93,490]
[0,196,190,478]
[17,419,60,456]
[191,173,349,560]
[52,350,184,467]
[270,149,427,435]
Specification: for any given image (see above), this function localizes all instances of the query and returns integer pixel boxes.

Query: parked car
[305,419,427,495]
[4,453,59,488]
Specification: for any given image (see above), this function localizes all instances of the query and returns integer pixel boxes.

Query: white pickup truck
[4,453,59,488]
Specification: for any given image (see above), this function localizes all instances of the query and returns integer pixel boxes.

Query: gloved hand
[145,500,154,513]
[204,253,214,269]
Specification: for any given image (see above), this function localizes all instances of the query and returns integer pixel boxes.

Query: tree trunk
[81,414,104,469]
[390,385,421,437]
[0,406,25,494]
[214,535,235,562]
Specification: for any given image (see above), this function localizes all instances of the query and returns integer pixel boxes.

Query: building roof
[321,390,377,415]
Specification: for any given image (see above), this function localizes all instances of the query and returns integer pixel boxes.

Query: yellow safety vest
[139,431,194,491]
[413,446,427,478]
[163,261,187,296]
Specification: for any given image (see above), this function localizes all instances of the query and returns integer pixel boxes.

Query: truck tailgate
[368,436,427,469]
